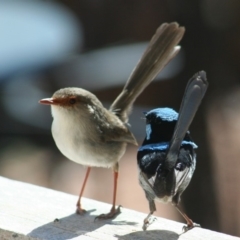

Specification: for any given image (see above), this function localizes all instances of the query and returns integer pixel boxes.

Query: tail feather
[165,71,208,170]
[110,22,185,122]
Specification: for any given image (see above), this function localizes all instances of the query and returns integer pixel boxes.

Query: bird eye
[69,98,76,104]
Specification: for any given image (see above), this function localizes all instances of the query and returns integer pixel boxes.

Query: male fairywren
[137,71,208,231]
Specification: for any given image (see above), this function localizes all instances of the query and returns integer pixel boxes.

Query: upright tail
[165,71,208,170]
[110,22,185,122]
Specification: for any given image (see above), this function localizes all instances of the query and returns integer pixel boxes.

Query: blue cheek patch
[138,140,198,151]
[146,124,152,140]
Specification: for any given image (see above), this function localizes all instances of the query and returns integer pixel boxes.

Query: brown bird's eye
[69,98,76,104]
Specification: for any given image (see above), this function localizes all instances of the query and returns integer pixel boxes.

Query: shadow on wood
[28,212,138,240]
[117,230,179,240]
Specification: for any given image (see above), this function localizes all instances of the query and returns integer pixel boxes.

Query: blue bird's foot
[142,214,156,231]
[182,222,201,233]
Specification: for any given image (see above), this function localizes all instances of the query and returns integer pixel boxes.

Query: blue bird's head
[143,108,178,141]
[141,108,197,149]
[144,108,178,123]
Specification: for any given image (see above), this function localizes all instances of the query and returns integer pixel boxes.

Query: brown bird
[39,22,185,219]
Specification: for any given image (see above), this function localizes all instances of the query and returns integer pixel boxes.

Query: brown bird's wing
[109,22,185,123]
[99,109,138,145]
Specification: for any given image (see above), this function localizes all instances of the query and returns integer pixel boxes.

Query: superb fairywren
[39,23,185,220]
[137,71,208,231]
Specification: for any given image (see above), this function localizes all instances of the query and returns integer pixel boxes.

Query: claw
[142,215,156,231]
[182,222,201,232]
[94,205,121,221]
[142,220,149,231]
[76,207,87,215]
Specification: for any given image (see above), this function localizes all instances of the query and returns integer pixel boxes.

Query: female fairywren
[39,22,185,220]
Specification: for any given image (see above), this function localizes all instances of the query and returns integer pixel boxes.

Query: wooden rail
[0,177,238,240]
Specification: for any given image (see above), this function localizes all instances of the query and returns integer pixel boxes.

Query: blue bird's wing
[173,150,196,199]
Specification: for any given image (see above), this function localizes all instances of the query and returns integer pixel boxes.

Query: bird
[137,71,208,231]
[39,22,185,220]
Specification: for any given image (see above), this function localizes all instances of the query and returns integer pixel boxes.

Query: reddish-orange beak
[39,98,56,105]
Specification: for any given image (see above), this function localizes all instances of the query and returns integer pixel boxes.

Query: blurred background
[1,0,240,237]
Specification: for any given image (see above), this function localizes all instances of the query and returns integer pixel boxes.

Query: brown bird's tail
[110,22,185,123]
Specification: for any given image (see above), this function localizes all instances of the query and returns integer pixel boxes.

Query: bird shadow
[116,230,179,240]
[27,209,138,240]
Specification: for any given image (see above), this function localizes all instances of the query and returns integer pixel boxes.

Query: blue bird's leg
[143,200,156,231]
[175,206,201,232]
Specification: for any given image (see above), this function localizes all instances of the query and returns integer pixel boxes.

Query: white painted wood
[0,176,239,240]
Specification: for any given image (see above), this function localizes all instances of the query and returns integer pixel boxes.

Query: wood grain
[0,177,238,240]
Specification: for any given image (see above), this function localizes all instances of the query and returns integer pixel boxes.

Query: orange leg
[76,167,91,214]
[112,170,118,208]
[95,164,121,220]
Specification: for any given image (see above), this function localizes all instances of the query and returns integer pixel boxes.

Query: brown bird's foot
[182,222,201,233]
[76,206,87,215]
[94,205,121,221]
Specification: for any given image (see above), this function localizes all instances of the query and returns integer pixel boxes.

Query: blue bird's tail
[164,71,208,170]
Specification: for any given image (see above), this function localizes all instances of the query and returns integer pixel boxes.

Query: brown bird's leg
[175,205,201,232]
[95,163,121,220]
[76,167,91,214]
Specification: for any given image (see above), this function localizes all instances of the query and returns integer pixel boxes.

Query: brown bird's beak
[39,98,57,105]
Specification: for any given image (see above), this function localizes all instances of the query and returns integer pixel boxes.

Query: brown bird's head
[39,87,104,120]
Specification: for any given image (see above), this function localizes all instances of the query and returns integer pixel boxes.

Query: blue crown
[146,108,178,121]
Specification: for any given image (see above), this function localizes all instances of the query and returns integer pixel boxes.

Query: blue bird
[137,71,208,231]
